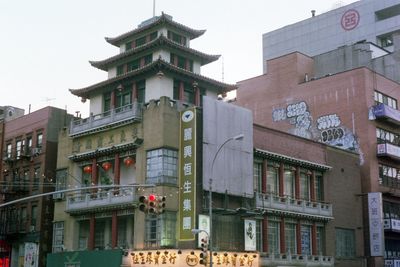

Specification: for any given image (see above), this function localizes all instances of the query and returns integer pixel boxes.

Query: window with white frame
[253,160,262,193]
[374,91,398,109]
[145,212,176,248]
[146,148,178,184]
[52,221,65,252]
[284,166,295,198]
[267,162,279,195]
[285,220,297,254]
[335,228,355,258]
[267,218,280,254]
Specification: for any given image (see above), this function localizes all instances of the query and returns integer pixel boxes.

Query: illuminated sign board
[179,108,197,240]
[123,249,259,267]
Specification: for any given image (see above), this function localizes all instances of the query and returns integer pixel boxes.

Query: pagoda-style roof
[90,35,220,71]
[105,13,206,47]
[69,58,236,99]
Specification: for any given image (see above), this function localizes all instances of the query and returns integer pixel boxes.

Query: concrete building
[237,49,400,267]
[45,13,367,267]
[0,106,72,267]
[262,0,400,76]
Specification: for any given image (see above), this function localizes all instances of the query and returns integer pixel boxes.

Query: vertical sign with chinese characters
[368,192,384,256]
[244,219,257,251]
[179,108,197,240]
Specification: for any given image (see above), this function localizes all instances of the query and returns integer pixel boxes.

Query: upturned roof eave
[69,59,236,98]
[90,35,219,71]
[105,13,206,47]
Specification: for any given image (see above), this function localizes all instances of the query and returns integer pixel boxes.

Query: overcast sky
[0,0,357,117]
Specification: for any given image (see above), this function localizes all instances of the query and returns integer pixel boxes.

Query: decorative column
[111,90,116,109]
[311,223,317,255]
[296,221,302,255]
[89,215,95,250]
[262,217,269,253]
[114,154,120,185]
[310,171,316,202]
[280,218,285,254]
[194,87,200,106]
[295,167,300,199]
[179,81,184,101]
[91,159,98,195]
[132,83,137,102]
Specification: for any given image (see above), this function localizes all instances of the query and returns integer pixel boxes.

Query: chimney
[311,10,316,17]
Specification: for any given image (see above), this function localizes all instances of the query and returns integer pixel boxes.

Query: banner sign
[197,215,210,248]
[244,220,257,251]
[123,249,259,267]
[179,108,197,240]
[368,192,384,256]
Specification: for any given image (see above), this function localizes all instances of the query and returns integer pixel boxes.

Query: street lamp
[208,133,244,267]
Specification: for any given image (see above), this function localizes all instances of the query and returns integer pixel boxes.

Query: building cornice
[90,35,220,71]
[105,13,205,47]
[69,58,236,98]
[254,148,331,171]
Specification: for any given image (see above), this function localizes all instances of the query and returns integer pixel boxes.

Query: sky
[0,0,358,117]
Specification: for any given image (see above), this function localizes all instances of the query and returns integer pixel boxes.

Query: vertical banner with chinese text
[368,192,384,256]
[179,108,197,240]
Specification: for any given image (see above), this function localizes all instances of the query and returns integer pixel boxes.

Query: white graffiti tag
[272,108,287,122]
[287,101,307,118]
[317,114,341,130]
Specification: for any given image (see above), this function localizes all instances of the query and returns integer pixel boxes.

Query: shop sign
[244,220,256,251]
[179,108,197,241]
[123,249,259,267]
[368,192,384,256]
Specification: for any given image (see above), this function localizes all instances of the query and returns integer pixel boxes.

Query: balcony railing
[70,102,142,137]
[66,187,137,213]
[255,192,333,219]
[379,176,400,189]
[371,103,400,126]
[260,253,334,267]
[377,143,400,161]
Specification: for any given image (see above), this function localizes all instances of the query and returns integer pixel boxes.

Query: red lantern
[83,165,92,174]
[124,156,135,167]
[102,162,112,171]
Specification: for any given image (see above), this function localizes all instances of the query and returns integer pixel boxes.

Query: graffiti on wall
[272,101,362,159]
[273,101,313,139]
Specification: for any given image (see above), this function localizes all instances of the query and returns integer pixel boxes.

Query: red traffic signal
[148,194,157,213]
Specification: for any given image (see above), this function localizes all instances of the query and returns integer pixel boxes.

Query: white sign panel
[368,192,384,256]
[24,242,38,267]
[244,219,257,251]
[197,215,210,247]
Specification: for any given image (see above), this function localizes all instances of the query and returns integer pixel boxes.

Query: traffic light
[148,194,157,213]
[156,195,166,214]
[138,195,148,213]
[199,237,208,265]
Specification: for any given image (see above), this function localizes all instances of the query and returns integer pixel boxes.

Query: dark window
[116,89,132,109]
[150,31,158,41]
[144,54,152,65]
[117,65,124,76]
[137,80,146,104]
[103,92,111,113]
[125,41,133,51]
[135,36,146,47]
[167,30,187,46]
[335,228,355,258]
[36,133,43,148]
[127,59,140,72]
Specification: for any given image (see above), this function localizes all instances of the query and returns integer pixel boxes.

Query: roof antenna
[153,0,156,17]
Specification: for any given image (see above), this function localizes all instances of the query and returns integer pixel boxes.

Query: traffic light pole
[0,184,155,208]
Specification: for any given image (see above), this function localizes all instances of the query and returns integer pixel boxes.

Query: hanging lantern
[102,162,112,171]
[83,165,92,174]
[124,156,135,167]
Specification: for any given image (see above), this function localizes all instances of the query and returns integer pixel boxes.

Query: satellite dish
[7,107,15,117]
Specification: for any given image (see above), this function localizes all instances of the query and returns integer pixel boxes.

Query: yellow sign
[178,108,197,240]
[122,249,259,267]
